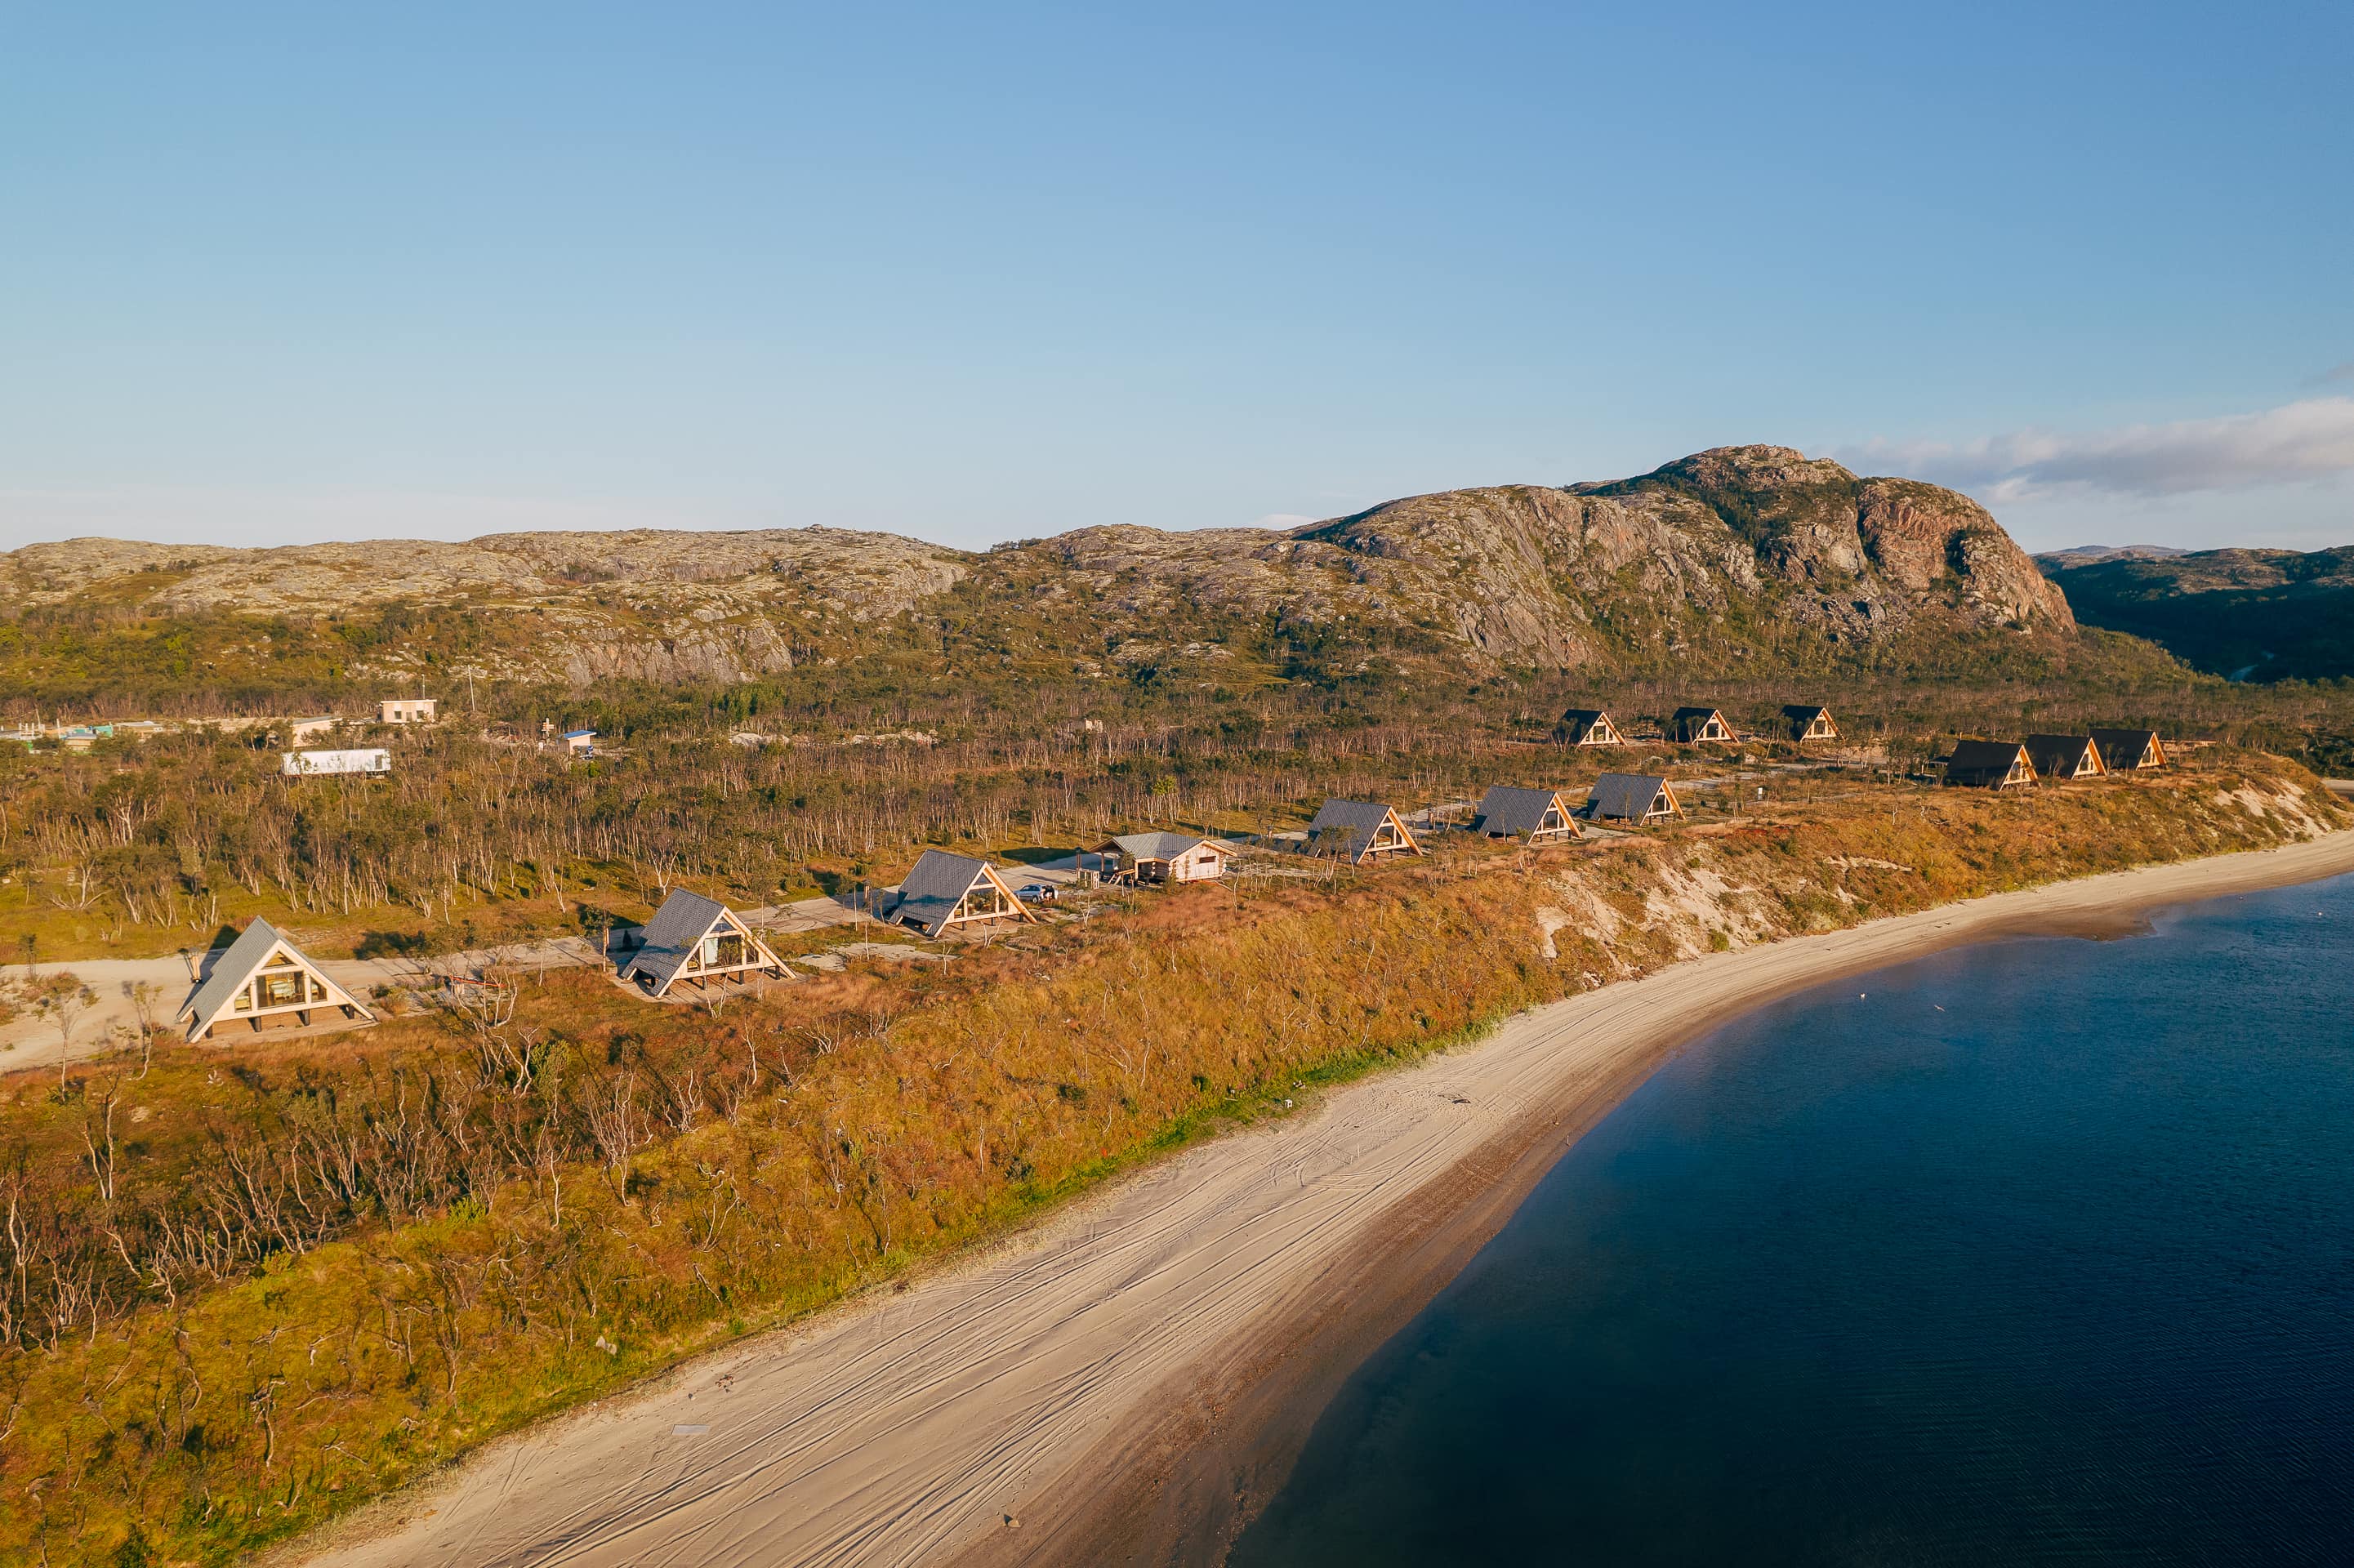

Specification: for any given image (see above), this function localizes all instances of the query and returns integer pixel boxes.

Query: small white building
[283,748,392,777]
[379,697,439,724]
[564,728,597,757]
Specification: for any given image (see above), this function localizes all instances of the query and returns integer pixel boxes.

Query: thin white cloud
[1841,397,2354,502]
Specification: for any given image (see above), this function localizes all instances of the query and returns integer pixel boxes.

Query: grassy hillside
[0,755,2340,1564]
[2044,546,2354,682]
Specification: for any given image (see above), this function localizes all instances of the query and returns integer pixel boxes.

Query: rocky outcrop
[0,447,2080,681]
[1,528,966,621]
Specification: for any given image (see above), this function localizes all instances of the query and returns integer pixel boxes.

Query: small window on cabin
[261,973,302,1008]
[234,985,253,1013]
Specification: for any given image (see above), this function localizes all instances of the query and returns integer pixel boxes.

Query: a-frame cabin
[619,889,787,997]
[1670,707,1737,743]
[2089,728,2166,770]
[1558,709,1625,746]
[893,850,1040,938]
[1784,705,1839,742]
[1586,773,1683,823]
[2023,733,2106,782]
[1306,800,1424,863]
[178,920,375,1043]
[1944,739,2038,790]
[1470,786,1583,844]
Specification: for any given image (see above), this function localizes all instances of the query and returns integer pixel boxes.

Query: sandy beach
[279,831,2354,1568]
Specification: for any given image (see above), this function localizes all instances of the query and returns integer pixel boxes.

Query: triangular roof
[1671,706,1735,739]
[1306,800,1423,862]
[1472,786,1581,841]
[1558,708,1620,742]
[619,889,781,994]
[1587,773,1679,821]
[178,920,371,1040]
[894,850,1037,936]
[2089,728,2164,768]
[1782,705,1833,722]
[1945,739,2036,786]
[2023,733,2104,779]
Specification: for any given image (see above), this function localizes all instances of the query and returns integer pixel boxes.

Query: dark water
[1232,875,2354,1567]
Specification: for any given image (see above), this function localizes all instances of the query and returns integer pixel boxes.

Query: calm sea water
[1231,874,2354,1567]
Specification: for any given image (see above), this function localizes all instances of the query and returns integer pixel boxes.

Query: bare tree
[33,979,96,1088]
[123,980,162,1079]
[42,858,107,913]
[584,1072,645,1192]
[79,1075,124,1205]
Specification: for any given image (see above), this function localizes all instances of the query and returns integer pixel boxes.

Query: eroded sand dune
[283,834,2354,1568]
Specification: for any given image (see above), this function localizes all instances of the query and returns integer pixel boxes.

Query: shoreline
[283,831,2354,1568]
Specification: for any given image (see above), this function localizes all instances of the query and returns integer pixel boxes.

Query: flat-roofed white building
[379,697,439,724]
[282,748,391,777]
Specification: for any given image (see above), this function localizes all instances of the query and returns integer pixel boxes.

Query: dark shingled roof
[1472,786,1580,841]
[894,849,1034,936]
[2089,727,2162,768]
[177,919,368,1038]
[1306,800,1420,862]
[2023,733,2103,780]
[619,889,741,992]
[1586,773,1677,821]
[1944,739,2035,787]
[1671,707,1733,741]
[1558,708,1620,744]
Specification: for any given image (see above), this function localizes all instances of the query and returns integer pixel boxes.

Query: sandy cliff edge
[275,832,2354,1568]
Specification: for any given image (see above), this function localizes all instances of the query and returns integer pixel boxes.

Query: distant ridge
[2034,544,2191,572]
[0,444,2089,689]
[2042,544,2354,681]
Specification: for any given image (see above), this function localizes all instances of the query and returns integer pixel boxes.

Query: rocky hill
[0,445,2084,694]
[2033,544,2190,571]
[2041,545,2354,682]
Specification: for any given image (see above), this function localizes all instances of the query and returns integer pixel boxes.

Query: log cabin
[1090,831,1231,884]
[178,920,375,1043]
[618,890,787,997]
[1306,800,1424,863]
[1944,739,2039,790]
[892,850,1040,937]
[1469,786,1583,844]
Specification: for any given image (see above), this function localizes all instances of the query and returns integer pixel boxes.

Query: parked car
[1015,882,1061,905]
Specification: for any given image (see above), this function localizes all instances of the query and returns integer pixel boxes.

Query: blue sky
[2,2,2349,554]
